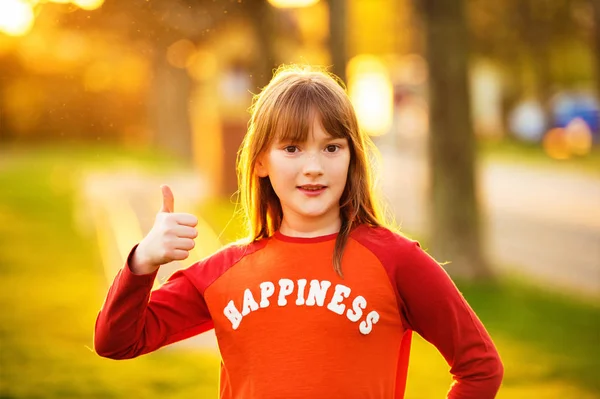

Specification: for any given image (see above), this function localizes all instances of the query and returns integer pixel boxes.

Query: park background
[0,0,599,398]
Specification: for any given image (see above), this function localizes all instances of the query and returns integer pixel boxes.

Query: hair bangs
[317,100,350,141]
[271,81,348,145]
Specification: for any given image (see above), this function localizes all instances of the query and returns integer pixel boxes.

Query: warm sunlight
[0,0,35,37]
[72,0,105,11]
[2,1,599,398]
[347,55,393,136]
[268,0,320,8]
[0,0,104,38]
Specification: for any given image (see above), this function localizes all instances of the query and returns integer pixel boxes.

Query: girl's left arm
[396,242,504,399]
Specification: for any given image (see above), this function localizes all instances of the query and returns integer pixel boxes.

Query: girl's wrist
[129,247,159,275]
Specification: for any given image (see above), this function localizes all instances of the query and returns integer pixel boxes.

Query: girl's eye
[284,146,299,153]
[325,145,339,153]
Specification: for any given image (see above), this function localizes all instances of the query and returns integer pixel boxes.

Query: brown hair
[236,65,392,276]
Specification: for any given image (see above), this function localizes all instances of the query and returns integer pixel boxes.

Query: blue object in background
[553,93,600,141]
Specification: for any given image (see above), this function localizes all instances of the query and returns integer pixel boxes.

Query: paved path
[380,148,600,296]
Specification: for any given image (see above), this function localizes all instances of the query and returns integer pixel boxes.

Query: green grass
[0,143,221,399]
[1,143,599,398]
[457,277,600,395]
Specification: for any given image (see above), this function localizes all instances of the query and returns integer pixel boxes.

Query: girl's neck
[279,214,341,238]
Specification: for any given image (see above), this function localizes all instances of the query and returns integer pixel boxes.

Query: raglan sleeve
[94,246,214,359]
[395,241,504,398]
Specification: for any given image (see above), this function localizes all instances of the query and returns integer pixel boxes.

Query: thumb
[160,185,174,213]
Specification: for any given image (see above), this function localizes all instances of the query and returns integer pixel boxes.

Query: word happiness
[223,278,380,335]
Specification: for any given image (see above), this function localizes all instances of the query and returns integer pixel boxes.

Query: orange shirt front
[95,225,503,398]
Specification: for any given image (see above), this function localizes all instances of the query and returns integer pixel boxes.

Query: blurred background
[0,0,599,398]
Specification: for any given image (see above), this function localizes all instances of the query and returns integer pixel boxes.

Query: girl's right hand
[130,185,199,275]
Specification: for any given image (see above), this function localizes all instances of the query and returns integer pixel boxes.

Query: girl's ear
[255,156,268,177]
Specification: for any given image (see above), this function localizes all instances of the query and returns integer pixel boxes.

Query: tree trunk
[417,0,492,279]
[328,0,347,85]
[518,0,552,129]
[592,0,600,99]
[150,51,194,162]
[248,0,277,91]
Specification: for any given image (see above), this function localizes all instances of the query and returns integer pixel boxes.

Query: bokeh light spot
[268,0,320,8]
[167,39,196,69]
[347,55,393,136]
[0,0,35,37]
[72,0,105,11]
[565,118,593,156]
[543,128,570,160]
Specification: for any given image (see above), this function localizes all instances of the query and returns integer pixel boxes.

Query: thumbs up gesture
[130,185,199,275]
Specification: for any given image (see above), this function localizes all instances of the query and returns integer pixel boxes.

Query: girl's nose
[302,153,324,176]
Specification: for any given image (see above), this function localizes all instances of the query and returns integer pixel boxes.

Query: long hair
[236,65,393,276]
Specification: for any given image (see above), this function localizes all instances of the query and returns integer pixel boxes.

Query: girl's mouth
[298,185,327,196]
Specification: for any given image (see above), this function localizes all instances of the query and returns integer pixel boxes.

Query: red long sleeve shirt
[95,225,503,398]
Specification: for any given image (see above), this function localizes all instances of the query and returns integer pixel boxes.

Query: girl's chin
[292,206,337,219]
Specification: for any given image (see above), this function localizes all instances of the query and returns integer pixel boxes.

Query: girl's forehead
[275,117,334,143]
[272,108,346,144]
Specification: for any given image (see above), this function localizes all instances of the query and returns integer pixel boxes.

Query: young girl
[94,65,503,398]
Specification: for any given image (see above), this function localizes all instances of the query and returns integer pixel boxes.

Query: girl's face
[256,115,351,233]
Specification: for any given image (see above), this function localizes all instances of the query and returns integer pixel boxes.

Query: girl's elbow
[492,356,505,386]
[94,334,139,360]
[94,340,122,360]
[486,352,505,392]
